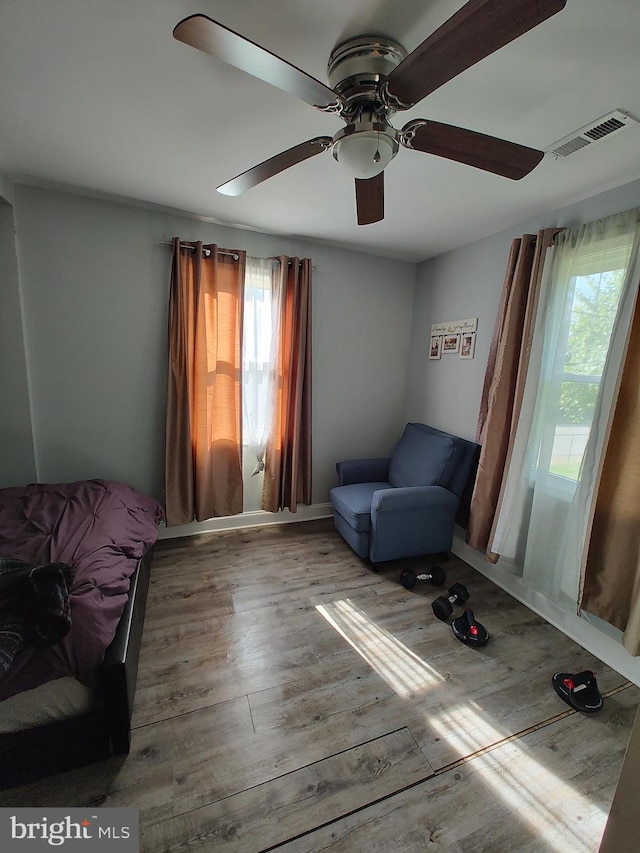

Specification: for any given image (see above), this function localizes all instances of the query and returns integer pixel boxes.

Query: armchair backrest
[388,424,460,489]
[390,423,479,500]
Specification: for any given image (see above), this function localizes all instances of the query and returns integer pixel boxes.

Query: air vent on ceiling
[546,109,639,158]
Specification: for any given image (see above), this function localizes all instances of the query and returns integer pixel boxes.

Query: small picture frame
[459,332,476,359]
[429,335,442,359]
[442,334,460,354]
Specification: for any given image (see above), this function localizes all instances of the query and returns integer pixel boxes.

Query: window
[542,257,626,480]
[488,209,639,603]
[530,225,637,487]
[242,257,279,472]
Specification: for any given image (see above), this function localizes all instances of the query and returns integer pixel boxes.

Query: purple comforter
[0,479,163,701]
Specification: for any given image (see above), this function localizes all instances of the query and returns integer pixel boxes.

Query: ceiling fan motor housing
[327,36,407,116]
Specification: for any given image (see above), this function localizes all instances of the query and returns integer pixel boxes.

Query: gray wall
[405,178,640,440]
[10,176,640,513]
[11,184,416,507]
[0,193,36,486]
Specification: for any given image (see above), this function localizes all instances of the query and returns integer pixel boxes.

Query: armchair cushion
[330,482,391,532]
[388,424,460,489]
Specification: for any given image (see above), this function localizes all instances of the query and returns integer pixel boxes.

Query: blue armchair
[330,423,479,564]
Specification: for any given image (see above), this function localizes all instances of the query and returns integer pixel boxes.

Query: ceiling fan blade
[174,15,342,112]
[355,173,384,225]
[383,0,567,108]
[402,120,544,180]
[217,137,333,196]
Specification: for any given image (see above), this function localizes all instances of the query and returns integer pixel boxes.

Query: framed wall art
[429,335,442,359]
[442,333,460,354]
[459,332,476,359]
[431,317,477,337]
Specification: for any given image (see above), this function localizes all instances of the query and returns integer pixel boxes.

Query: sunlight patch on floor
[315,598,444,697]
[317,597,605,852]
[430,703,604,852]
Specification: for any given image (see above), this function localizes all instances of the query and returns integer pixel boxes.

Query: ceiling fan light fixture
[332,128,397,179]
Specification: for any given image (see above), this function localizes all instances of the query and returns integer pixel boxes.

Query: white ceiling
[1,0,639,261]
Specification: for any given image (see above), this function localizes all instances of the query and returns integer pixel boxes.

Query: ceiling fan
[173,0,567,225]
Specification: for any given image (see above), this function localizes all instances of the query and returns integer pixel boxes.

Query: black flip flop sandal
[451,608,490,647]
[552,670,603,713]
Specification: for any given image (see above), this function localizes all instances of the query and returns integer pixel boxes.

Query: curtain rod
[161,241,316,268]
[160,241,239,260]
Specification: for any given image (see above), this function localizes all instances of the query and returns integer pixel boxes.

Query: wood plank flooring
[1,518,637,852]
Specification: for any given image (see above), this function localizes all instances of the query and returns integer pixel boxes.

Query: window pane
[565,269,624,377]
[243,259,277,450]
[557,379,599,426]
[546,267,625,481]
[550,381,597,480]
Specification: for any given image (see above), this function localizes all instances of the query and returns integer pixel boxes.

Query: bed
[0,478,163,789]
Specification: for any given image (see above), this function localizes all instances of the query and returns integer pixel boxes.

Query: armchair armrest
[369,486,460,562]
[371,485,458,513]
[336,457,390,486]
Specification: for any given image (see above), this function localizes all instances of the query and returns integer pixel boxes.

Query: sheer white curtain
[492,209,640,607]
[567,216,640,603]
[243,257,281,475]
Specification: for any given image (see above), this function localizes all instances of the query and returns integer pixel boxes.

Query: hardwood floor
[2,519,637,851]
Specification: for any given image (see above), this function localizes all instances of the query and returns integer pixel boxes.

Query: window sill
[527,467,578,501]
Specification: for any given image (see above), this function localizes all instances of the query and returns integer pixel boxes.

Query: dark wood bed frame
[0,548,152,790]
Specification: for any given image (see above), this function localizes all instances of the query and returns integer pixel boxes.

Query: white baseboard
[158,502,333,540]
[452,529,640,688]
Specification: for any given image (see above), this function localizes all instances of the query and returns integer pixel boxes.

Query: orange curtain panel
[165,239,246,526]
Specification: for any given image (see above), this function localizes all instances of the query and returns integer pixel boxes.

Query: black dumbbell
[431,583,469,621]
[400,565,446,590]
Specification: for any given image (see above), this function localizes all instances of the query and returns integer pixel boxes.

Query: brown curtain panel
[580,283,640,654]
[165,239,246,526]
[467,228,561,559]
[262,257,312,513]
